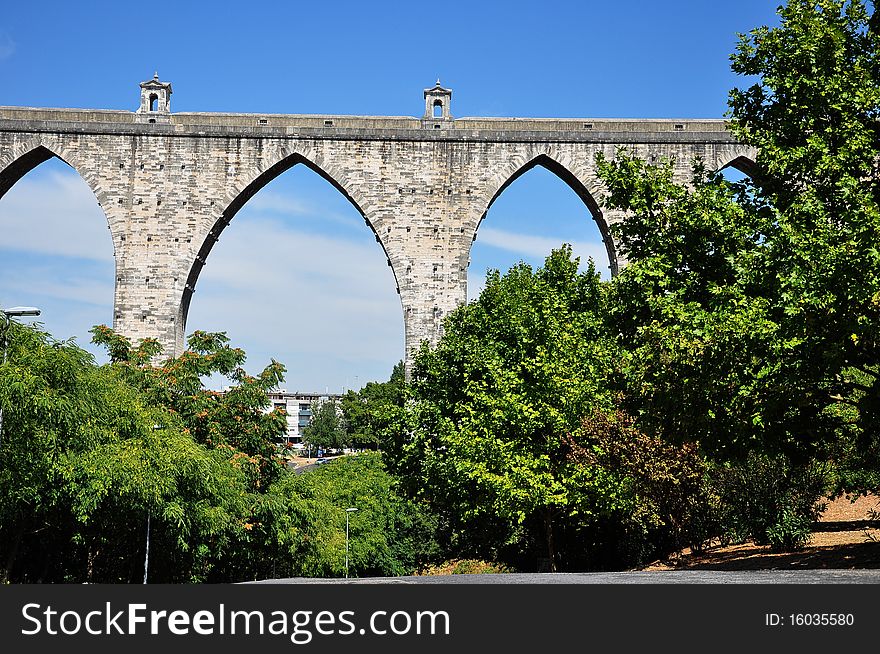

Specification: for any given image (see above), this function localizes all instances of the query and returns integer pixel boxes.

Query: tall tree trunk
[2,523,24,583]
[544,509,557,572]
[87,542,100,584]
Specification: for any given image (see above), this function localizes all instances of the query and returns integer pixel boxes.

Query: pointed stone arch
[0,137,109,210]
[0,136,117,258]
[471,151,618,276]
[177,147,401,350]
[0,136,118,344]
[0,140,54,200]
[713,145,760,178]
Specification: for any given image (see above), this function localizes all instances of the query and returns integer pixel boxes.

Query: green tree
[1,322,435,581]
[340,361,405,449]
[591,0,880,546]
[88,326,303,580]
[302,398,348,452]
[567,409,714,566]
[597,0,880,468]
[727,0,880,479]
[0,321,252,582]
[0,320,131,582]
[90,326,288,490]
[262,453,439,578]
[597,154,786,460]
[385,248,625,570]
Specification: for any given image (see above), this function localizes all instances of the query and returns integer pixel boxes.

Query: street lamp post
[345,507,358,579]
[0,307,41,447]
[143,511,151,584]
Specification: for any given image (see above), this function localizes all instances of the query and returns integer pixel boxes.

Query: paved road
[250,570,880,584]
[289,462,317,475]
[287,457,343,474]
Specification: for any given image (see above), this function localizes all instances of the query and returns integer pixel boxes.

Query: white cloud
[193,215,396,294]
[1,270,113,307]
[0,169,113,261]
[245,189,361,228]
[186,214,404,388]
[0,165,115,359]
[474,226,611,275]
[467,272,486,302]
[246,190,317,216]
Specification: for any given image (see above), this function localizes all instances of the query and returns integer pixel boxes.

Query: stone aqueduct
[0,77,755,365]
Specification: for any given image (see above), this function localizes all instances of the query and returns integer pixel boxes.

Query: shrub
[766,508,813,552]
[566,409,717,567]
[416,559,512,575]
[711,452,829,552]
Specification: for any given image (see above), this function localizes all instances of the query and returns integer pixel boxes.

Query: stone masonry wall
[0,107,755,370]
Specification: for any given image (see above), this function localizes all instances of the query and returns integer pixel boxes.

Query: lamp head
[5,307,41,317]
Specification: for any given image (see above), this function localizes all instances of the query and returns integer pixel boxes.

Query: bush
[712,452,829,552]
[416,559,512,575]
[766,508,813,552]
[565,409,717,567]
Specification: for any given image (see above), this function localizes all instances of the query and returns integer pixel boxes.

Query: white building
[267,390,343,445]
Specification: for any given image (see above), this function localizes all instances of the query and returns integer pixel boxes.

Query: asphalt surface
[250,570,880,584]
[287,458,340,474]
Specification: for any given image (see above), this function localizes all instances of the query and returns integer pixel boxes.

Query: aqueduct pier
[0,78,755,364]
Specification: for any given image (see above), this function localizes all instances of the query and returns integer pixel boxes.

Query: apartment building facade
[266,390,342,445]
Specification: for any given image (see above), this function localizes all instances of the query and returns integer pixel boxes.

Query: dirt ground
[639,494,880,571]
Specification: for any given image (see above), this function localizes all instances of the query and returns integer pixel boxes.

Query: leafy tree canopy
[91,326,288,489]
[340,361,405,449]
[597,0,880,476]
[264,453,439,578]
[0,322,251,582]
[385,247,626,569]
[301,398,348,451]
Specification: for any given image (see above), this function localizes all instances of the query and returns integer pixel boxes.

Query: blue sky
[0,1,780,391]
